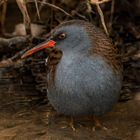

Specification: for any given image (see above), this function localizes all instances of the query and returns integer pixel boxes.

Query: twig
[34,0,41,20]
[0,59,14,68]
[39,0,72,17]
[96,4,109,35]
[87,0,93,22]
[28,0,72,17]
[71,11,88,20]
[37,0,47,14]
[109,0,115,33]
[1,0,7,34]
[33,0,46,21]
[90,0,111,4]
[50,0,55,30]
[0,0,7,7]
[16,0,31,35]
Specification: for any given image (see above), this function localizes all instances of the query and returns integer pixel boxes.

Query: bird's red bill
[21,40,56,59]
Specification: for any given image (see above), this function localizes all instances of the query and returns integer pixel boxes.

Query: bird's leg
[45,110,52,125]
[43,103,60,125]
[91,116,108,131]
[69,117,76,131]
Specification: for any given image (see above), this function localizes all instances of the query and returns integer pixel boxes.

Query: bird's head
[21,20,122,75]
[21,20,91,59]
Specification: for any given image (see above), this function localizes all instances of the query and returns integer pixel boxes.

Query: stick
[1,0,7,34]
[28,0,72,17]
[96,4,109,36]
[16,0,31,35]
[34,0,41,20]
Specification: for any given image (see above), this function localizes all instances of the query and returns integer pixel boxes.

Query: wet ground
[0,81,140,140]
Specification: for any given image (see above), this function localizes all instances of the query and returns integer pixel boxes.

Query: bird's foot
[69,117,76,131]
[44,106,58,125]
[92,116,108,131]
[92,124,108,132]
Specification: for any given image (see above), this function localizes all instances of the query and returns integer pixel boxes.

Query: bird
[21,20,123,130]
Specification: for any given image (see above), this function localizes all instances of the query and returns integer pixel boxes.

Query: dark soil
[0,89,140,140]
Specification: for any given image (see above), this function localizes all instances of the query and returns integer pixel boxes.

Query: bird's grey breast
[47,52,122,116]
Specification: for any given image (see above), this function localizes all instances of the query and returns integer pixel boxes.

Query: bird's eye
[57,33,66,40]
